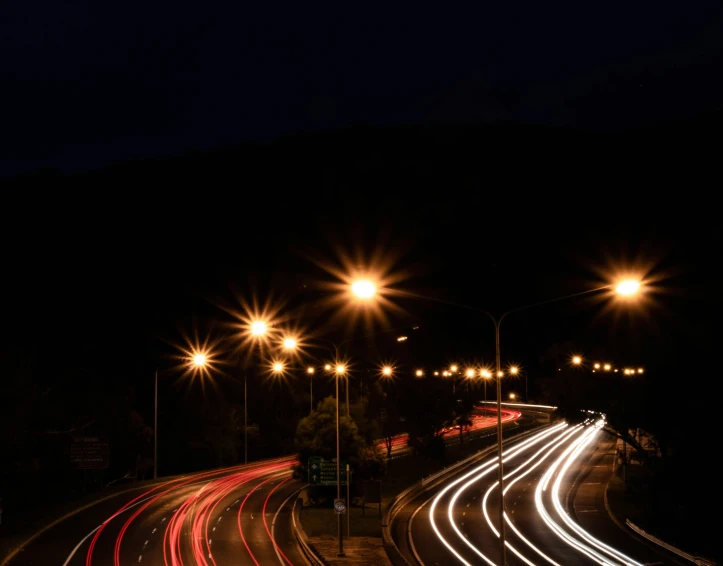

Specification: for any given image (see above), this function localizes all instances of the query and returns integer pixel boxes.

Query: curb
[603,456,713,566]
[292,493,327,566]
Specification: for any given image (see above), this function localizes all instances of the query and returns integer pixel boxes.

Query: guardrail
[625,520,715,566]
[292,496,327,566]
[382,421,552,566]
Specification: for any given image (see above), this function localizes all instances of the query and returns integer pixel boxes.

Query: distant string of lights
[568,355,644,375]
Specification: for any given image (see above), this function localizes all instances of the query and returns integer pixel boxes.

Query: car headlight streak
[419,417,648,566]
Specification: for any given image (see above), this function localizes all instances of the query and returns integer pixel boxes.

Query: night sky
[2,2,721,425]
[3,197,719,399]
[3,1,722,176]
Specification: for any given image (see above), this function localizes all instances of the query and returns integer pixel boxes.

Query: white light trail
[417,417,649,566]
[534,422,645,566]
[427,423,568,565]
[479,425,583,565]
[550,422,645,566]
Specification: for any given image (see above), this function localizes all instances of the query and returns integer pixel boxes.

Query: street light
[415,369,424,377]
[382,366,393,377]
[323,324,414,418]
[616,279,641,296]
[335,363,346,557]
[283,337,297,350]
[251,320,267,336]
[572,355,582,365]
[351,279,377,300]
[244,319,269,464]
[374,277,642,565]
[480,369,492,407]
[155,350,208,479]
[307,367,315,413]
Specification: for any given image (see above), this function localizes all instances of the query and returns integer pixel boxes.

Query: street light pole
[154,353,209,481]
[321,326,417,420]
[493,315,507,566]
[336,366,345,557]
[387,283,625,566]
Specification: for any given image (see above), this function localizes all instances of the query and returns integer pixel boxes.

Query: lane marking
[271,484,306,565]
[61,492,160,566]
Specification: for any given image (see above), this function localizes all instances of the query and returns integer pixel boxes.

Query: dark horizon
[3,1,721,177]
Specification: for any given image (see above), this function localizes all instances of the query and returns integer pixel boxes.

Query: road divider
[625,520,715,566]
[292,496,326,566]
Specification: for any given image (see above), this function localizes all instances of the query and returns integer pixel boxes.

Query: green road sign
[308,457,350,485]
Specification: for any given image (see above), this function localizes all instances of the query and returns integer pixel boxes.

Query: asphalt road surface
[401,417,686,566]
[6,405,527,566]
[8,456,306,566]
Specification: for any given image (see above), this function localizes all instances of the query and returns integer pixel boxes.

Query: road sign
[334,498,346,514]
[308,457,350,485]
[70,436,110,469]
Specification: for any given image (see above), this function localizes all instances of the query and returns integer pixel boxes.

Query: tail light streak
[79,456,297,566]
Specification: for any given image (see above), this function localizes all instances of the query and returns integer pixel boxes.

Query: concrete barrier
[625,520,715,566]
[292,496,327,566]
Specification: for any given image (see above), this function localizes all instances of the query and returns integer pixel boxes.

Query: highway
[8,456,307,566]
[382,405,523,458]
[397,416,684,566]
[7,406,524,565]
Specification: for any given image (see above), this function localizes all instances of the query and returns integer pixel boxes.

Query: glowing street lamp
[283,337,297,350]
[572,356,582,365]
[509,393,516,400]
[193,353,207,367]
[272,362,284,373]
[351,279,376,300]
[251,320,268,336]
[382,366,393,377]
[638,368,644,374]
[616,279,641,297]
[604,363,611,371]
[415,369,424,377]
[594,363,601,369]
[325,363,332,371]
[450,365,458,373]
